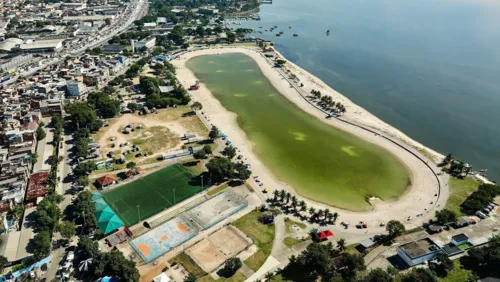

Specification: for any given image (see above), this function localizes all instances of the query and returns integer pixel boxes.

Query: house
[397,238,442,266]
[454,216,473,228]
[158,86,174,94]
[451,234,469,246]
[358,238,376,253]
[25,172,48,202]
[428,224,445,234]
[95,174,117,188]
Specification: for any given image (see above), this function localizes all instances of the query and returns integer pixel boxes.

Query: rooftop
[452,233,469,242]
[399,238,440,258]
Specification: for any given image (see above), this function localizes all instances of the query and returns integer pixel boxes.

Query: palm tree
[308,207,316,219]
[265,272,274,281]
[337,238,347,252]
[279,190,286,202]
[291,196,298,210]
[285,192,291,204]
[317,209,325,221]
[323,208,330,221]
[332,212,339,224]
[272,190,279,202]
[299,200,307,212]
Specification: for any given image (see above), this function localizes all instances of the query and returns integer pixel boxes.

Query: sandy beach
[172,46,448,231]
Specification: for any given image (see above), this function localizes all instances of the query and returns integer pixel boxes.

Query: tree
[36,126,46,141]
[291,243,333,279]
[31,152,39,165]
[184,273,197,282]
[203,145,212,155]
[196,25,205,37]
[332,212,339,224]
[206,157,233,183]
[76,176,89,187]
[78,235,99,259]
[226,31,236,43]
[364,268,393,282]
[273,190,279,201]
[233,162,252,181]
[435,209,457,225]
[308,207,316,218]
[342,252,366,280]
[191,101,203,112]
[193,149,208,159]
[0,255,7,273]
[74,137,89,159]
[74,161,97,177]
[221,146,237,159]
[209,126,220,140]
[222,257,242,277]
[92,251,140,282]
[264,272,274,280]
[291,196,298,211]
[299,200,307,212]
[401,268,437,282]
[127,102,138,112]
[386,220,406,238]
[126,162,137,169]
[32,231,51,260]
[57,221,76,240]
[337,238,347,252]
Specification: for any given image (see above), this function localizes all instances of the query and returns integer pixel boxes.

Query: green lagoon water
[187,53,409,210]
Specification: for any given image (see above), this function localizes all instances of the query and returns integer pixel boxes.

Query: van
[476,211,487,219]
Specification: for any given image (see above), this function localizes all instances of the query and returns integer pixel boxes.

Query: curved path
[172,47,449,236]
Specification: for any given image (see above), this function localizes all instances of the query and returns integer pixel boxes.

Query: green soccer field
[102,164,202,226]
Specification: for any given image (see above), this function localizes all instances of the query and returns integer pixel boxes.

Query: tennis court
[102,164,202,226]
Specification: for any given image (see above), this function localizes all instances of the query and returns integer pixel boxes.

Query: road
[3,0,148,87]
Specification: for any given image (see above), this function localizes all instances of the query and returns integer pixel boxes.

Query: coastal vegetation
[187,53,409,210]
[309,89,346,115]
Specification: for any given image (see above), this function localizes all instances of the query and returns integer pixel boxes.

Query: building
[95,174,117,188]
[135,36,156,50]
[454,216,474,228]
[198,7,219,15]
[159,85,174,94]
[39,99,63,116]
[102,44,124,54]
[19,39,64,53]
[397,238,442,266]
[25,172,48,202]
[451,234,469,246]
[66,81,87,98]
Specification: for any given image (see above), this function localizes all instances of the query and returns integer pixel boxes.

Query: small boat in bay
[326,30,330,36]
[293,34,298,37]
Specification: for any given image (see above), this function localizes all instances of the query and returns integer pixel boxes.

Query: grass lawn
[169,252,206,277]
[439,260,473,282]
[446,177,480,216]
[131,126,179,154]
[283,236,309,248]
[346,243,361,254]
[188,53,410,211]
[207,183,229,196]
[217,270,248,282]
[102,164,202,225]
[284,217,306,233]
[233,210,276,272]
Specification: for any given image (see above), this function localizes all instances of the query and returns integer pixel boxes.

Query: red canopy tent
[316,230,334,241]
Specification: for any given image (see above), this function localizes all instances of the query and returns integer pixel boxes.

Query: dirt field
[185,225,253,273]
[93,106,209,164]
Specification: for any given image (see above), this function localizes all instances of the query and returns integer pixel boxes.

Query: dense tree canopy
[92,251,140,282]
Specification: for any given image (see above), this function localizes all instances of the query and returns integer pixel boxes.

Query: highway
[2,0,148,87]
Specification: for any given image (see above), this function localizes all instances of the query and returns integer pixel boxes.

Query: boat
[274,25,278,28]
[289,26,292,29]
[293,34,298,37]
[326,30,330,36]
[279,31,284,34]
[276,33,281,37]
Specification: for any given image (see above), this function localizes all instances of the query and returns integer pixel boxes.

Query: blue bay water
[233,0,500,180]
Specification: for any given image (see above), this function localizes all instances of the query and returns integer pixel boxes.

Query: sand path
[173,47,449,233]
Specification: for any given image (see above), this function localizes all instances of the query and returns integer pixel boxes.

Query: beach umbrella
[78,258,92,272]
